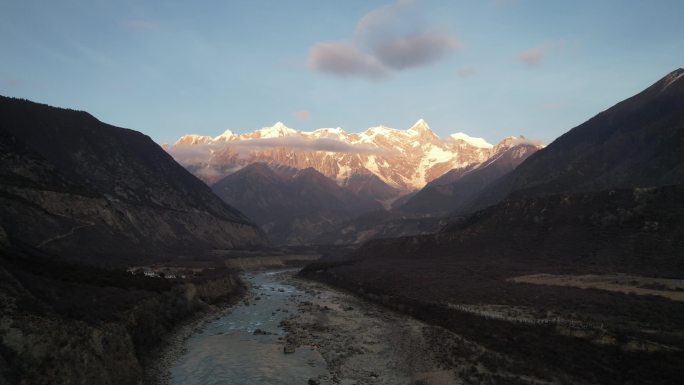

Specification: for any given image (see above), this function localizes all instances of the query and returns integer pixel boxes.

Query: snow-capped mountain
[166,119,511,191]
[396,142,544,216]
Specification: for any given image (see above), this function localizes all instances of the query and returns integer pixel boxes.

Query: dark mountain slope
[469,68,684,212]
[315,143,541,244]
[212,163,383,244]
[0,96,266,264]
[302,69,684,385]
[347,185,684,274]
[305,187,684,385]
[398,143,541,216]
[341,172,402,203]
[313,209,445,245]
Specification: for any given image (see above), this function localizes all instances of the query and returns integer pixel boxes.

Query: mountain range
[166,119,515,193]
[313,140,543,245]
[168,121,541,244]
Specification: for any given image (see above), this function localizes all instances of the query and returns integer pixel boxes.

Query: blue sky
[1,0,683,145]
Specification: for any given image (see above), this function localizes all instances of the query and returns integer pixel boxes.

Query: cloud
[164,144,217,165]
[518,43,556,67]
[509,136,545,147]
[355,0,418,39]
[370,32,460,70]
[2,79,24,88]
[308,42,386,78]
[518,48,545,66]
[307,0,459,79]
[293,110,312,121]
[231,137,393,155]
[166,137,394,167]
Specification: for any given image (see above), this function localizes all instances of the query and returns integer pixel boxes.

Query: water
[170,270,328,385]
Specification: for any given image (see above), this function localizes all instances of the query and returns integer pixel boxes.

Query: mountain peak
[660,68,684,92]
[293,167,334,184]
[449,132,493,149]
[214,128,236,141]
[295,166,324,178]
[225,162,281,183]
[257,121,297,138]
[667,68,684,77]
[175,134,213,145]
[408,118,432,133]
[307,127,347,138]
[492,135,535,153]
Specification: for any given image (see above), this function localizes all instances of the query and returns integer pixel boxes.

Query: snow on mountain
[167,120,523,190]
[253,121,298,138]
[174,134,214,145]
[449,132,493,149]
[407,119,435,137]
[303,127,347,139]
[214,129,237,142]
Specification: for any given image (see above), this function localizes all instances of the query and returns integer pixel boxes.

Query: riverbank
[161,270,328,384]
[300,258,684,385]
[160,269,579,385]
[144,295,246,385]
[280,273,496,385]
[0,251,249,385]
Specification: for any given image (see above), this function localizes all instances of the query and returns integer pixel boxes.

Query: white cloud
[231,137,393,155]
[166,137,394,167]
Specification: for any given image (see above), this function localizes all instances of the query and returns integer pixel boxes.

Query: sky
[1,0,683,145]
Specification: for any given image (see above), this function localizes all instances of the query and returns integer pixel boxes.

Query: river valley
[162,270,473,385]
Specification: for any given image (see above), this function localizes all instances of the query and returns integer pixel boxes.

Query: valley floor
[156,270,562,385]
[153,266,684,385]
[281,273,560,385]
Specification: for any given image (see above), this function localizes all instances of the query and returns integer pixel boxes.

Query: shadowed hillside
[302,69,684,385]
[212,163,383,245]
[0,96,266,265]
[468,68,684,213]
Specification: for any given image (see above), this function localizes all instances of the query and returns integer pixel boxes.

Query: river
[167,269,465,385]
[170,270,328,385]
